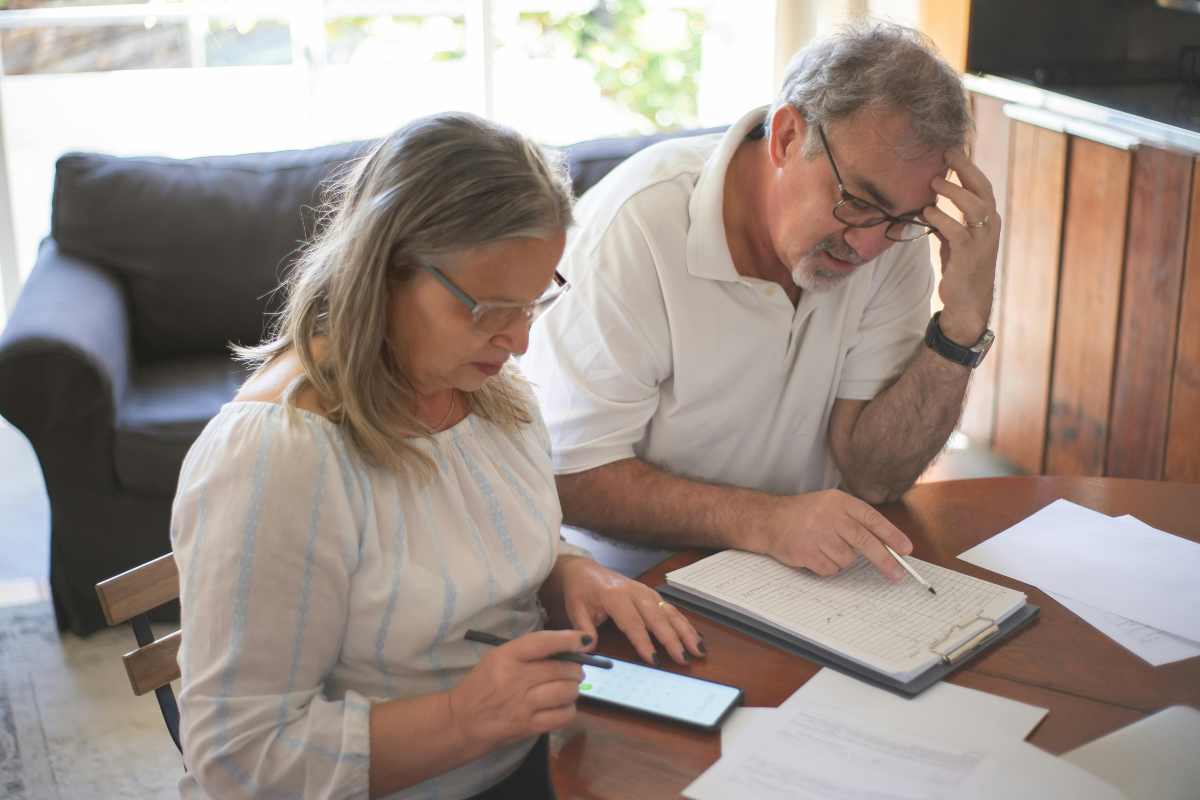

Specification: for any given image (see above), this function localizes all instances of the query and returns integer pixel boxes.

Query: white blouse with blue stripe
[171,400,585,799]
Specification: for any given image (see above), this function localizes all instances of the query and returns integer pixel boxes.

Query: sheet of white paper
[719,707,776,756]
[779,668,1047,750]
[961,741,1127,800]
[958,500,1200,641]
[1050,591,1200,666]
[1064,705,1200,800]
[688,702,1119,800]
[687,705,990,800]
[721,670,1048,758]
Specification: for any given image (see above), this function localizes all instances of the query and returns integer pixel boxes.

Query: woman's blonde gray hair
[770,22,972,160]
[236,111,574,476]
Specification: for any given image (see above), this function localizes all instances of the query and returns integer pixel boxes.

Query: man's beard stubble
[790,234,866,293]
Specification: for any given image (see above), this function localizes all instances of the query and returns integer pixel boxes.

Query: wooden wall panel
[919,0,971,72]
[1107,147,1192,479]
[993,123,1067,474]
[1045,139,1132,475]
[959,93,1012,447]
[1165,161,1200,483]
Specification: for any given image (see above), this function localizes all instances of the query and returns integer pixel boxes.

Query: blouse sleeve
[171,406,372,799]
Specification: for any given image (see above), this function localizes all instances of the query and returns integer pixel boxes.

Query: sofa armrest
[0,240,132,439]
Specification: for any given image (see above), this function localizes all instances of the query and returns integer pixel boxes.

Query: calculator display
[578,656,742,729]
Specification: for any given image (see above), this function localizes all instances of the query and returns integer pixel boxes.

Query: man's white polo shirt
[522,107,933,574]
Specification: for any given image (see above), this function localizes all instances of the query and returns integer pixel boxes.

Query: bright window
[0,0,775,314]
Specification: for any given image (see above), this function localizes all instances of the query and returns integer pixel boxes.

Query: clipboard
[658,582,1039,697]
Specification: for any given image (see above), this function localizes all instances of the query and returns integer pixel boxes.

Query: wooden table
[549,476,1200,799]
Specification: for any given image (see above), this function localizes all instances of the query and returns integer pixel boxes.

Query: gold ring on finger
[657,599,671,610]
[966,214,990,229]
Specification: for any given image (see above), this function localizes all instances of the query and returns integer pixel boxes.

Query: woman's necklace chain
[431,391,457,432]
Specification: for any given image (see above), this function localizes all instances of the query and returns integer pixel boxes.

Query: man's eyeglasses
[816,124,936,243]
[422,264,571,335]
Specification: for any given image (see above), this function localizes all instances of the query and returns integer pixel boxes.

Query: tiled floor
[0,602,182,799]
[0,417,51,621]
[0,417,181,798]
[919,430,1022,484]
[0,417,49,584]
[0,575,50,607]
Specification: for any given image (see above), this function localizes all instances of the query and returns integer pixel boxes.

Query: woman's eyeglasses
[422,264,571,335]
[816,124,936,243]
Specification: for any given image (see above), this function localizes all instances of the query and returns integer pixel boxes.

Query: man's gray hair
[770,23,972,159]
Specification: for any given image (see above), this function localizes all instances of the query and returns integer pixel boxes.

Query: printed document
[693,704,989,799]
[722,668,1047,756]
[1049,591,1200,666]
[689,697,1121,799]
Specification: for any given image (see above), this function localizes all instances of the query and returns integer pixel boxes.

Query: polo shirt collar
[686,106,770,283]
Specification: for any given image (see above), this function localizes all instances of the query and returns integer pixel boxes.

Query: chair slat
[123,629,182,696]
[96,553,180,625]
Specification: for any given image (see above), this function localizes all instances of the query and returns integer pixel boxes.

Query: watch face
[972,329,996,356]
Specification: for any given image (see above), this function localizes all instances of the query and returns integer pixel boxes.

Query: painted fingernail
[681,652,691,664]
[697,639,707,656]
[580,634,593,646]
[650,651,659,666]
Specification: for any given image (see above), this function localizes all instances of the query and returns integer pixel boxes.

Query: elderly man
[522,23,1000,579]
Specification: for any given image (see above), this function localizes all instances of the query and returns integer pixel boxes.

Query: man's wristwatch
[924,311,995,368]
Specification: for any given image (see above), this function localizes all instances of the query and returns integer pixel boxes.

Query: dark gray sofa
[0,125,720,635]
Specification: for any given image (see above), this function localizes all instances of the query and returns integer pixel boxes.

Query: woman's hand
[446,629,587,750]
[552,555,706,666]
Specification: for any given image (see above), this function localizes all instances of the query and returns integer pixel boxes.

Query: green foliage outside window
[0,0,706,131]
[523,0,706,131]
[325,16,465,65]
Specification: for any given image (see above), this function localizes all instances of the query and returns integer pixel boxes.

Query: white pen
[884,544,937,595]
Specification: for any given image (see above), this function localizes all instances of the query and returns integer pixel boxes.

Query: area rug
[0,600,182,799]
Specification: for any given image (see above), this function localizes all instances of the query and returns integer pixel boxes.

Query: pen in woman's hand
[465,629,614,669]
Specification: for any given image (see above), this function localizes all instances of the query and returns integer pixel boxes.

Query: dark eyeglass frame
[816,124,936,243]
[422,263,571,333]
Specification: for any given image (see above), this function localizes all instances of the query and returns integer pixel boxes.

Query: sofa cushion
[51,141,375,361]
[562,126,725,197]
[114,355,249,494]
[49,128,723,364]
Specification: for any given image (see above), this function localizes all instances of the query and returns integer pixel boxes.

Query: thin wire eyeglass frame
[422,263,571,334]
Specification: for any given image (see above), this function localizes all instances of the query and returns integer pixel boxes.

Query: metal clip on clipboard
[931,615,1002,666]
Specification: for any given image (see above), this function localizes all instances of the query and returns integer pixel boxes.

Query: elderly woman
[170,112,705,800]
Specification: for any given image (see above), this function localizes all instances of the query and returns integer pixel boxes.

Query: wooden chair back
[95,553,183,753]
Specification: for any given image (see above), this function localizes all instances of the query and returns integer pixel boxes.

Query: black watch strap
[924,311,994,368]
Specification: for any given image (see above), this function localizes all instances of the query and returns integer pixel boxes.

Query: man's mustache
[816,236,865,266]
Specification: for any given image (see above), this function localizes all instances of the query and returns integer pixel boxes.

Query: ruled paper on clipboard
[665,550,1028,683]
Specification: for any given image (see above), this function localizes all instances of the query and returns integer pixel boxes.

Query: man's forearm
[840,346,971,503]
[556,458,772,552]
